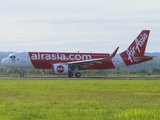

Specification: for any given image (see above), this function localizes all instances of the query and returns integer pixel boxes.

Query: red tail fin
[120,30,150,65]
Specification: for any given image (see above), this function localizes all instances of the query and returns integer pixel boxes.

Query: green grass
[0,80,160,120]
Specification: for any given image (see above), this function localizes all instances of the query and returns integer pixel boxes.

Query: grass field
[0,79,160,120]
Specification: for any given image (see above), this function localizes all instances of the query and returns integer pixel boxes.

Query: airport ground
[0,73,160,119]
[0,74,160,80]
[0,78,159,120]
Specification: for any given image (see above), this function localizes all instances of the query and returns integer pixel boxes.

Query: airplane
[1,30,153,77]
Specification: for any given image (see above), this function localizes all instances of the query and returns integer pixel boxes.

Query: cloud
[0,0,160,52]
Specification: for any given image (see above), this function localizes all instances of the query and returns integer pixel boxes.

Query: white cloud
[0,0,160,52]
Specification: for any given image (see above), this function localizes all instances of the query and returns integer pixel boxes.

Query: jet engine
[52,64,69,74]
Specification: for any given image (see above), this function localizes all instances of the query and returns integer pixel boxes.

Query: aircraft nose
[1,59,8,66]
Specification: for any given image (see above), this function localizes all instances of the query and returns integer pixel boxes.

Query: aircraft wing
[66,47,119,67]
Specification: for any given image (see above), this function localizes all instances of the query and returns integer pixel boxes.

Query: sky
[0,0,160,53]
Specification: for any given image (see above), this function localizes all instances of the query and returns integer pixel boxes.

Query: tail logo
[126,33,148,63]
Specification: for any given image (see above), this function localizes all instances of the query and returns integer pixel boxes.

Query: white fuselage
[1,52,34,69]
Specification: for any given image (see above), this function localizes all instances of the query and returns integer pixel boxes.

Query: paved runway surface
[0,76,160,80]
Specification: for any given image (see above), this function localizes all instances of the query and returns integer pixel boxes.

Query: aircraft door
[21,53,26,63]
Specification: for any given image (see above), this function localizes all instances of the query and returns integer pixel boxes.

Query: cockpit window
[10,56,16,58]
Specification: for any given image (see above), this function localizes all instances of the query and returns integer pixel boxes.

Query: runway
[0,76,160,80]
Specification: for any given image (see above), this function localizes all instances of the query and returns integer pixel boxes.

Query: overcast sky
[0,0,160,53]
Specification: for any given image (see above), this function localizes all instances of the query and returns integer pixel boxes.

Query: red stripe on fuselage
[28,52,115,69]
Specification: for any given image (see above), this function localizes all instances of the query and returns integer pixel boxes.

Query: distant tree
[152,68,160,73]
[138,68,148,74]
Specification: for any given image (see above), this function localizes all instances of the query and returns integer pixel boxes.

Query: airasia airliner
[1,30,153,77]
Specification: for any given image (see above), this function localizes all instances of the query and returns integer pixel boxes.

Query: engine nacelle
[52,64,69,74]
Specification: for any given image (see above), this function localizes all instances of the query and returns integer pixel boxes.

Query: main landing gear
[68,72,74,77]
[75,72,81,77]
[68,72,81,78]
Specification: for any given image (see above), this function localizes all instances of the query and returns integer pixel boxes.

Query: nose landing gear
[20,70,25,77]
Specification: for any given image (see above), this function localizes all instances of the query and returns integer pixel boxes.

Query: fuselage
[1,52,126,70]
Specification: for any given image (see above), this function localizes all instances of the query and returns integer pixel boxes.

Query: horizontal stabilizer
[133,56,154,62]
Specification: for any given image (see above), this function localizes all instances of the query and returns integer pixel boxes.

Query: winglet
[103,47,119,60]
[81,47,119,61]
[110,47,119,58]
[95,47,119,61]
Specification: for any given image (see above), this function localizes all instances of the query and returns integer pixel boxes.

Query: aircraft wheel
[75,72,81,77]
[20,74,24,77]
[68,72,74,77]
